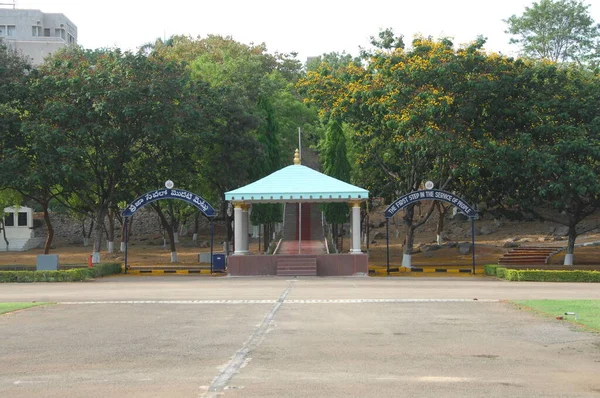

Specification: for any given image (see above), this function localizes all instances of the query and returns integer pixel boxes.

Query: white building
[0,8,77,65]
[1,207,44,251]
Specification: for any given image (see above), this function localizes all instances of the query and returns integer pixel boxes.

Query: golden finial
[293,148,301,165]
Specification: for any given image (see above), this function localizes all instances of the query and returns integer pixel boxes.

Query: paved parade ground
[1,276,599,397]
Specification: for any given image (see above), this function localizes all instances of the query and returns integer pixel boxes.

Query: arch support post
[350,201,362,254]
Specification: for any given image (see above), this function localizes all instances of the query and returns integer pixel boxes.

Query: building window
[68,33,75,44]
[0,25,5,36]
[43,28,50,37]
[7,25,15,36]
[17,212,28,227]
[32,26,42,36]
[4,213,14,227]
[55,28,65,40]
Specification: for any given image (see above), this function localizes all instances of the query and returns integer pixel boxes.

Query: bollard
[88,255,93,268]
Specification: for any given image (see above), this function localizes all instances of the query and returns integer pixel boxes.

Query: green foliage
[321,119,351,224]
[490,267,600,282]
[0,263,121,283]
[496,267,508,279]
[484,264,499,276]
[505,0,600,64]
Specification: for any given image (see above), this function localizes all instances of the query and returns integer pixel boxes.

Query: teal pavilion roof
[225,164,369,203]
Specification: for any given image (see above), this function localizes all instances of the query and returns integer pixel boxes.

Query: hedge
[485,264,600,282]
[0,263,122,283]
[484,264,498,276]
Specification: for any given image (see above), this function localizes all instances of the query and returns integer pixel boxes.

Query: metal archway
[384,189,477,274]
[122,188,216,273]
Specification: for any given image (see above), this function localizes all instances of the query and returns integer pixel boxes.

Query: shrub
[496,267,507,279]
[484,264,498,276]
[513,270,600,282]
[0,262,122,283]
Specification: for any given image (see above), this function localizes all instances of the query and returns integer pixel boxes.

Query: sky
[8,0,600,61]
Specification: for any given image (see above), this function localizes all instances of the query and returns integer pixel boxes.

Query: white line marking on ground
[59,298,498,305]
[201,281,295,398]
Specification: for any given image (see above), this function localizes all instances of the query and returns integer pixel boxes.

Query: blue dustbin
[212,253,226,272]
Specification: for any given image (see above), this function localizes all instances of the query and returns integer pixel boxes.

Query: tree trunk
[92,206,107,263]
[154,204,178,263]
[106,208,115,254]
[402,205,416,268]
[1,221,9,249]
[436,203,449,245]
[564,223,577,266]
[119,218,126,252]
[85,218,94,247]
[42,201,54,254]
[193,212,199,242]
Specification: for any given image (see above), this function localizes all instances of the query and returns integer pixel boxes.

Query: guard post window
[4,213,14,227]
[17,212,27,227]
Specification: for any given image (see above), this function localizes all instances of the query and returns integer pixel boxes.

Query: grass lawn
[513,300,600,332]
[0,302,50,315]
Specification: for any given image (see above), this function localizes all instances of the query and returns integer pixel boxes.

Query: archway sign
[121,186,216,273]
[384,189,477,274]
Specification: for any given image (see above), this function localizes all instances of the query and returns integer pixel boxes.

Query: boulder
[445,242,458,248]
[423,244,441,253]
[199,240,211,248]
[554,226,569,236]
[458,242,473,255]
[452,213,468,222]
[372,232,385,240]
[479,225,495,235]
[503,241,520,248]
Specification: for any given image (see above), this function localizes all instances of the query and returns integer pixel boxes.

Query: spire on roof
[293,148,301,165]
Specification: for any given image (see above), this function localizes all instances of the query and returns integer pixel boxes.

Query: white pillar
[350,201,362,254]
[242,204,250,253]
[233,203,248,255]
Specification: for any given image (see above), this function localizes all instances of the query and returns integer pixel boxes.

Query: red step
[498,247,559,266]
[277,257,317,276]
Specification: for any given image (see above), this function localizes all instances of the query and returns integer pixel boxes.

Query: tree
[505,0,600,64]
[32,47,199,263]
[320,119,351,251]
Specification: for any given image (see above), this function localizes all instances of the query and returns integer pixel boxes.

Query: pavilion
[224,150,369,276]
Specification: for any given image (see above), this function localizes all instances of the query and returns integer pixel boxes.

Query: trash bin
[212,253,226,271]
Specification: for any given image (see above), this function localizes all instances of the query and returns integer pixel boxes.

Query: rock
[445,242,458,248]
[372,232,385,240]
[199,240,211,248]
[458,242,473,255]
[503,242,520,248]
[371,239,377,244]
[452,213,468,221]
[369,221,386,229]
[554,226,569,236]
[423,244,441,253]
[553,236,567,241]
[410,247,422,254]
[479,225,495,235]
[547,226,556,234]
[493,218,504,227]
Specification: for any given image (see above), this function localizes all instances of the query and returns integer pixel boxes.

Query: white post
[351,201,362,254]
[233,203,247,255]
[242,204,250,253]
